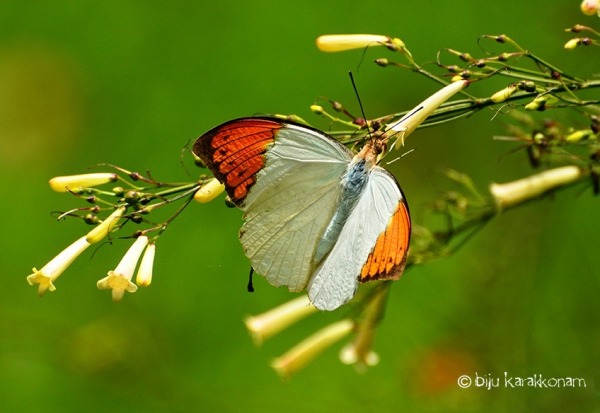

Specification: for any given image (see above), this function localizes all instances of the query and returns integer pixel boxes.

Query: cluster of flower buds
[316,30,597,141]
[26,170,220,301]
[564,23,600,50]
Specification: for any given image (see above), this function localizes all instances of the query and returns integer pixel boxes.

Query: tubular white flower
[49,173,118,192]
[85,206,126,244]
[97,236,148,302]
[316,34,393,52]
[270,319,354,379]
[136,242,155,287]
[193,178,225,203]
[27,236,91,296]
[490,166,585,210]
[244,295,317,345]
[385,80,469,149]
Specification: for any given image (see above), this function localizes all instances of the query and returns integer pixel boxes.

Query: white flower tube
[27,236,91,296]
[490,166,585,210]
[316,34,394,52]
[245,296,317,345]
[136,243,155,287]
[386,80,469,149]
[85,206,126,244]
[270,319,354,379]
[49,173,118,192]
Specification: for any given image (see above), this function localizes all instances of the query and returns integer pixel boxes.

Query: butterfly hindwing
[308,167,410,310]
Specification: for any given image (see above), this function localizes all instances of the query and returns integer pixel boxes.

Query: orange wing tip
[192,118,283,205]
[360,201,410,282]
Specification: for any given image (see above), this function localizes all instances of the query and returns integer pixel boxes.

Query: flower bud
[524,95,547,111]
[310,105,325,115]
[136,242,155,287]
[375,58,389,67]
[490,84,517,103]
[566,129,595,142]
[194,178,225,203]
[49,173,118,193]
[517,80,536,93]
[85,206,126,244]
[316,34,390,52]
[564,38,582,50]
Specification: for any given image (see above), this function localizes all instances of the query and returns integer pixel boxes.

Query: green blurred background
[1,1,598,412]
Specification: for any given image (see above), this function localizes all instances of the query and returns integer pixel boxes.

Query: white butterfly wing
[194,118,410,310]
[307,166,409,310]
[194,118,353,292]
[241,124,353,291]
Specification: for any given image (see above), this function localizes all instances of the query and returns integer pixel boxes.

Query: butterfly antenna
[355,45,369,73]
[385,148,416,165]
[348,71,372,140]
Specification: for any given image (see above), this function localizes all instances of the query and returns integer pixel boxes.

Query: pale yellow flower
[49,173,118,192]
[490,166,585,210]
[193,178,225,203]
[85,206,126,244]
[97,236,148,302]
[316,34,394,52]
[271,319,354,379]
[386,80,468,149]
[27,236,91,296]
[245,296,317,345]
[136,242,155,287]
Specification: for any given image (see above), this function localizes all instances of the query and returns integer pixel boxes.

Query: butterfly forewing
[194,118,353,292]
[193,118,281,205]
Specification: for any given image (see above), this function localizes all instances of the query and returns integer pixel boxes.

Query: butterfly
[193,117,410,311]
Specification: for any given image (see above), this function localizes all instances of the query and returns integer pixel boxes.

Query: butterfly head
[355,130,392,165]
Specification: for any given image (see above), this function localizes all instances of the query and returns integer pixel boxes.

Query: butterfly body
[193,117,410,310]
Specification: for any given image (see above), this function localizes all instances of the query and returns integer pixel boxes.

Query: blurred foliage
[1,1,599,412]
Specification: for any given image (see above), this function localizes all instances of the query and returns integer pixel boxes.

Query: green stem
[154,182,202,198]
